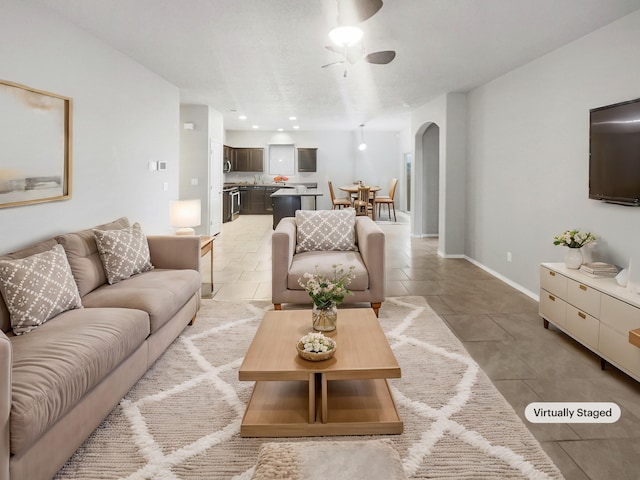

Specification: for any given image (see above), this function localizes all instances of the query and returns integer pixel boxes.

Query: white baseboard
[464,256,539,301]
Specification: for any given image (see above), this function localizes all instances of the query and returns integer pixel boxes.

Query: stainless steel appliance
[222,186,240,222]
[223,160,232,173]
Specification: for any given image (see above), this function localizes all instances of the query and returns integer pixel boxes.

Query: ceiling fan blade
[321,60,345,68]
[325,45,345,55]
[364,50,396,64]
[337,0,383,25]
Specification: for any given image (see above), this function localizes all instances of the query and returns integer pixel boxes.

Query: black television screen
[589,98,640,206]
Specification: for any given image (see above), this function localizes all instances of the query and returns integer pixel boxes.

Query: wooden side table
[200,236,214,296]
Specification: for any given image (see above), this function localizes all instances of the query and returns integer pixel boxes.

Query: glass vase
[312,303,337,332]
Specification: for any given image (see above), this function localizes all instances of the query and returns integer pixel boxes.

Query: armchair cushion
[287,251,369,291]
[295,209,356,253]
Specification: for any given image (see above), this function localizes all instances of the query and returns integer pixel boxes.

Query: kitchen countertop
[223,182,287,187]
[270,188,323,197]
[223,182,318,188]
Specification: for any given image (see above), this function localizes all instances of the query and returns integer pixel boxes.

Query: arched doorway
[412,122,440,240]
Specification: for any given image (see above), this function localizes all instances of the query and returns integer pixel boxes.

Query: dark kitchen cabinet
[297,148,317,172]
[263,187,279,213]
[238,187,250,214]
[233,148,264,172]
[239,186,274,214]
[223,145,233,162]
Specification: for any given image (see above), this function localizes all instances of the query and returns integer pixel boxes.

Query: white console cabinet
[539,263,640,382]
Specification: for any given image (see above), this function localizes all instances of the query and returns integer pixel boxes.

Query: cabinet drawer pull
[578,312,586,319]
[548,294,555,301]
[579,284,587,291]
[549,271,556,277]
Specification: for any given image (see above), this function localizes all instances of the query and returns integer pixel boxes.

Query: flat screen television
[589,98,640,206]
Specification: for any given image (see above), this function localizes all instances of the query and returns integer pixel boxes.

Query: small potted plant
[553,229,596,269]
[298,264,355,331]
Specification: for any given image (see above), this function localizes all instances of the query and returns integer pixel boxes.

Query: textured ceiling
[36,0,640,132]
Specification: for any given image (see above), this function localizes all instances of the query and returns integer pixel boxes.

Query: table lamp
[170,199,201,235]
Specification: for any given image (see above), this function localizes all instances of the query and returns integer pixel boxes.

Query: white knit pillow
[295,209,357,253]
[0,245,82,335]
[93,223,153,284]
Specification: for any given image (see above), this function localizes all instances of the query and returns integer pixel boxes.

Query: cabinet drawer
[539,289,567,328]
[566,305,599,349]
[567,278,601,318]
[540,267,567,298]
[600,294,640,335]
[599,323,640,378]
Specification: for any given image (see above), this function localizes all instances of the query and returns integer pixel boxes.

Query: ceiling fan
[322,0,396,77]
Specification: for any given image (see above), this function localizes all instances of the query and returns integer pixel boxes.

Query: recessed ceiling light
[293,125,300,130]
[277,128,284,132]
[252,125,259,129]
[289,116,297,121]
[238,115,247,120]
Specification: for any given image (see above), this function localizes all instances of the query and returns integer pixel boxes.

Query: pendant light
[358,124,367,151]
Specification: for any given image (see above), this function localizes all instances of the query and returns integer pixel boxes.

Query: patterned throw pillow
[0,244,82,335]
[295,209,357,253]
[93,223,153,284]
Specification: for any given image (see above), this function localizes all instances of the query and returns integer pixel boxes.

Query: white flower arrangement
[553,229,596,249]
[299,332,336,353]
[298,264,355,309]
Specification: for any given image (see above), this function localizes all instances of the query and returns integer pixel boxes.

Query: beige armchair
[272,210,385,316]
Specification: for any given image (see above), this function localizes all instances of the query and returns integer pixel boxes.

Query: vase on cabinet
[564,247,583,269]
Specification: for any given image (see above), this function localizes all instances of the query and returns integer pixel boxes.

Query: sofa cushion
[9,307,149,454]
[295,209,356,253]
[287,251,369,291]
[0,245,82,335]
[93,223,153,284]
[0,238,59,334]
[81,269,201,334]
[55,217,130,297]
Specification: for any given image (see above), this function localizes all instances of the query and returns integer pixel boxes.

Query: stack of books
[579,262,620,278]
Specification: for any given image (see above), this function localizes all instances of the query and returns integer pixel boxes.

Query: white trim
[464,256,539,301]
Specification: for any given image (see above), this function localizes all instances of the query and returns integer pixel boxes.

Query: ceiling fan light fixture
[329,25,363,47]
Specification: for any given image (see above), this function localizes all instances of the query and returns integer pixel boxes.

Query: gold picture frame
[0,80,72,208]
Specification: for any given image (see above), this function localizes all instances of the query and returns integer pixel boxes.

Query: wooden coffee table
[238,308,402,437]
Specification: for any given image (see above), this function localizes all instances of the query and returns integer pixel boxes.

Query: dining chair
[353,186,373,218]
[328,181,352,209]
[374,178,398,221]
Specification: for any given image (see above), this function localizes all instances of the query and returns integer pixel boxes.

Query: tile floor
[204,214,640,480]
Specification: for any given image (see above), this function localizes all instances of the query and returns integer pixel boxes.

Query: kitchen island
[270,187,323,229]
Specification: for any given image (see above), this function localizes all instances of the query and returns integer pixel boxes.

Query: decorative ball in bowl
[297,332,337,361]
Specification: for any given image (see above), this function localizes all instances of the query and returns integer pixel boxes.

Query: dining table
[339,184,381,220]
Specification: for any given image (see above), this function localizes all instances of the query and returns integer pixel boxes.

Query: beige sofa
[0,217,202,480]
[272,210,385,316]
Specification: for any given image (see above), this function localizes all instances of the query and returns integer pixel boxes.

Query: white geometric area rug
[55,297,563,479]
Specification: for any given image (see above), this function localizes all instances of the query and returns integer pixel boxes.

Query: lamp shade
[170,199,201,235]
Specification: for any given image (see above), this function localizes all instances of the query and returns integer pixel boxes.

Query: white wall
[412,93,467,257]
[466,9,640,295]
[225,130,403,211]
[179,105,224,235]
[0,1,180,253]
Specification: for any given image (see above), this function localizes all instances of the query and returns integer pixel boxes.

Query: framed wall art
[0,80,72,208]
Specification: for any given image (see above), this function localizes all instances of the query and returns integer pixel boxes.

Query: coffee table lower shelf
[240,378,403,437]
